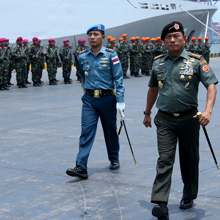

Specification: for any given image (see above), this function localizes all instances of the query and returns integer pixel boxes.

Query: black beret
[161,21,184,40]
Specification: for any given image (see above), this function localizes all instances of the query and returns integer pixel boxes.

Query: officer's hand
[193,111,211,127]
[143,115,152,128]
[116,102,125,118]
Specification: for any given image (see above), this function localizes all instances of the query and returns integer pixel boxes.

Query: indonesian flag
[112,56,120,65]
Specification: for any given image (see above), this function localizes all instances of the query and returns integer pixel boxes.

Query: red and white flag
[112,56,120,65]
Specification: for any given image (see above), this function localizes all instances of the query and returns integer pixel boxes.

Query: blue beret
[86,24,105,35]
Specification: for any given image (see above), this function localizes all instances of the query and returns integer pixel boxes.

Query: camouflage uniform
[117,40,129,78]
[45,45,59,84]
[204,42,210,64]
[12,45,28,87]
[153,42,161,57]
[0,46,10,90]
[140,42,152,75]
[104,42,112,48]
[26,47,31,83]
[59,45,73,83]
[189,43,197,54]
[29,44,44,85]
[197,43,203,56]
[130,42,140,77]
[184,43,190,52]
[74,45,88,82]
[3,46,11,88]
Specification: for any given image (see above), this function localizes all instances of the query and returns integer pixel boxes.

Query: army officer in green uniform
[143,21,218,220]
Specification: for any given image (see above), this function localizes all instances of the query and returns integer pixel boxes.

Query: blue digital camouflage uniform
[75,46,125,170]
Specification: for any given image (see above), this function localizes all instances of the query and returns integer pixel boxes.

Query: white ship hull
[1,0,218,45]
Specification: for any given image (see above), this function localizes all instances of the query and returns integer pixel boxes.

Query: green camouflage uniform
[130,42,140,76]
[45,45,59,81]
[153,42,161,57]
[0,46,9,88]
[189,43,197,54]
[140,43,152,75]
[3,46,11,86]
[74,45,88,81]
[117,40,129,77]
[204,42,210,64]
[59,45,73,82]
[29,45,44,83]
[196,43,203,56]
[12,45,27,86]
[26,47,31,82]
[104,42,112,48]
[184,43,190,52]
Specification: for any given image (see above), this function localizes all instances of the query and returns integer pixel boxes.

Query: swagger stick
[197,112,219,170]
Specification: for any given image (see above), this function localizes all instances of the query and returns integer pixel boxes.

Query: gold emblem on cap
[85,71,89,76]
[158,81,163,89]
[188,76,192,79]
[97,25,101,29]
[180,75,185,79]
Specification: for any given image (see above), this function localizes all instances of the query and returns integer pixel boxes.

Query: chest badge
[85,71,89,76]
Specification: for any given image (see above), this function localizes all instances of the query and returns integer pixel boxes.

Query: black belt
[159,107,197,118]
[85,89,115,98]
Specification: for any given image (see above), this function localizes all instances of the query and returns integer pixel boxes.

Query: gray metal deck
[0,58,220,220]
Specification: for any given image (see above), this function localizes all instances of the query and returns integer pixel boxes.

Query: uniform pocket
[157,73,166,81]
[82,61,90,71]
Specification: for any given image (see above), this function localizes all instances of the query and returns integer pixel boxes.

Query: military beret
[63,39,69,43]
[205,37,209,40]
[110,38,115,42]
[81,38,86,42]
[136,36,140,40]
[48,38,55,42]
[5,38,9,41]
[157,36,161,40]
[198,37,202,40]
[122,33,127,37]
[107,36,112,40]
[0,38,6,42]
[146,37,150,40]
[32,37,38,41]
[38,39,41,42]
[151,38,155,41]
[161,21,184,40]
[191,37,196,41]
[23,39,29,43]
[141,37,146,41]
[86,23,105,35]
[119,38,123,41]
[17,37,23,41]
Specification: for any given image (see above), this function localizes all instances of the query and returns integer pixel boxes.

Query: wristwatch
[144,111,151,115]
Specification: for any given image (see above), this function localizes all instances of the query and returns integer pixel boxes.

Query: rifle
[36,44,45,57]
[21,45,28,58]
[0,46,8,60]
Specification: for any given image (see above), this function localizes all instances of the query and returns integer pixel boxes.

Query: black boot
[22,83,28,88]
[3,84,9,90]
[26,80,31,84]
[64,78,68,84]
[152,203,169,220]
[0,84,4,90]
[53,79,58,85]
[18,83,22,88]
[8,82,14,85]
[49,80,54,85]
[68,78,73,84]
[33,82,39,87]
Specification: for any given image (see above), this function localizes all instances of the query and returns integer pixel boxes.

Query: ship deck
[0,58,220,220]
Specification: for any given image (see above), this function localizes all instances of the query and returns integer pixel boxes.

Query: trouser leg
[76,94,99,170]
[98,95,119,162]
[151,111,178,204]
[177,109,200,200]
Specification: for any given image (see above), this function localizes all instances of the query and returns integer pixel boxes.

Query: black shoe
[5,84,10,87]
[33,82,39,86]
[68,79,73,84]
[39,80,44,85]
[146,72,151,76]
[53,79,58,85]
[0,85,4,90]
[3,85,10,90]
[49,80,54,85]
[26,81,31,84]
[179,195,193,209]
[36,82,42,86]
[18,83,22,88]
[123,75,130,79]
[135,73,140,77]
[8,82,14,85]
[66,166,88,179]
[109,160,120,170]
[22,83,28,88]
[64,78,69,84]
[152,204,169,220]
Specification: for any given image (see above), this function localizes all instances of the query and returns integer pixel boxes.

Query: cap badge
[174,23,179,30]
[97,25,101,29]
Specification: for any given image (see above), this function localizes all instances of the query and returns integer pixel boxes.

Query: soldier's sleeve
[198,57,218,87]
[109,51,125,102]
[78,55,85,88]
[148,61,158,87]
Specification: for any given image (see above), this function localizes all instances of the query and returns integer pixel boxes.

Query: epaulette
[189,53,202,59]
[79,49,88,55]
[154,54,165,61]
[105,48,115,53]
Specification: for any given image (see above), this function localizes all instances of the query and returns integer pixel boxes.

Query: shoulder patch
[154,54,165,61]
[105,48,115,53]
[79,49,88,55]
[200,60,207,65]
[189,53,202,59]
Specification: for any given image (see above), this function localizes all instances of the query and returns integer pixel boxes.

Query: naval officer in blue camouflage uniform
[143,21,218,219]
[66,24,125,179]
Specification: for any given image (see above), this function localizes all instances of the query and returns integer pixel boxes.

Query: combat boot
[22,83,28,88]
[18,83,22,88]
[0,84,4,90]
[26,80,31,84]
[33,82,39,87]
[8,82,14,85]
[68,79,73,84]
[64,78,68,84]
[53,79,58,85]
[3,85,9,90]
[49,80,54,85]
